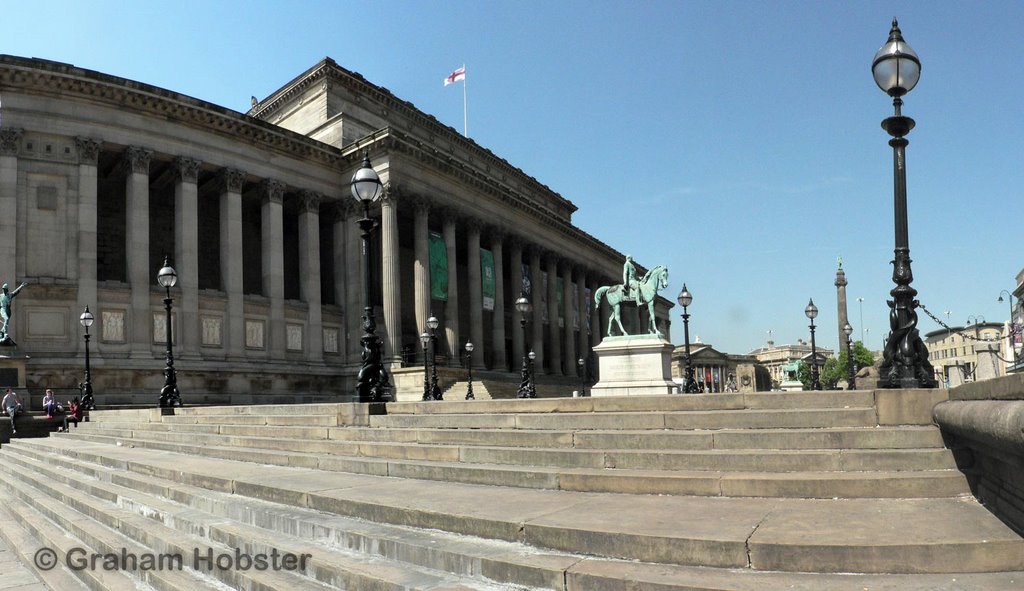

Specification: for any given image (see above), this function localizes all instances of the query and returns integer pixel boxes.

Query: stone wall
[933,373,1024,534]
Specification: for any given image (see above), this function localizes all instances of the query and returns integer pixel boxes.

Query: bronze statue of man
[622,255,637,301]
[0,282,28,345]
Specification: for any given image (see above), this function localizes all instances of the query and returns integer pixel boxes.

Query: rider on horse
[623,256,638,302]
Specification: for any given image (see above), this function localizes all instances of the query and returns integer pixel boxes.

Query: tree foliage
[798,342,874,390]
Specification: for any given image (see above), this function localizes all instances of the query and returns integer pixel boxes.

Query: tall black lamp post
[873,19,937,388]
[427,314,441,400]
[577,357,587,397]
[527,350,537,398]
[515,295,535,398]
[157,257,181,408]
[351,154,392,402]
[465,341,475,400]
[79,306,96,410]
[419,330,432,401]
[805,299,821,391]
[844,322,856,390]
[677,284,698,393]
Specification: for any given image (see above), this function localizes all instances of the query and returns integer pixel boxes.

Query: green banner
[481,249,495,311]
[429,232,447,301]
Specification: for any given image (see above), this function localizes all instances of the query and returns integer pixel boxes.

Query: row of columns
[0,133,345,364]
[406,200,611,376]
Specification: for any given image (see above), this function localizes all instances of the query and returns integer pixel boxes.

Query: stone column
[589,275,601,349]
[529,249,544,373]
[467,219,485,368]
[123,147,152,358]
[547,254,562,375]
[835,263,850,353]
[173,156,201,359]
[509,238,524,366]
[562,259,576,375]
[342,201,362,365]
[75,137,101,354]
[491,231,507,371]
[379,185,401,367]
[598,276,611,344]
[260,179,285,357]
[219,168,245,360]
[442,212,460,360]
[298,190,323,362]
[0,128,22,285]
[412,198,431,345]
[577,268,590,363]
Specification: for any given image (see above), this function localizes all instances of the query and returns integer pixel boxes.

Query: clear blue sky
[4,1,1022,355]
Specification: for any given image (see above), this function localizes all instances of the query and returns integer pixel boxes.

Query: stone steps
[4,437,1022,579]
[0,440,521,591]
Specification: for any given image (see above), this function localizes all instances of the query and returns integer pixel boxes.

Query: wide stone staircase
[0,391,1021,590]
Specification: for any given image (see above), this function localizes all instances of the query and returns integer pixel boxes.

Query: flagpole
[462,64,468,137]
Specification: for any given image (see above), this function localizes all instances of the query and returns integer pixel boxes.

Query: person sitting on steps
[2,388,23,435]
[61,397,83,432]
[43,388,57,418]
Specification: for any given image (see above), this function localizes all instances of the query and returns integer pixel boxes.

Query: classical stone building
[749,340,834,389]
[924,322,1005,386]
[669,343,768,392]
[0,55,670,402]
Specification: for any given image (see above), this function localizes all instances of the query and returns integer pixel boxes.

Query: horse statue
[594,265,669,337]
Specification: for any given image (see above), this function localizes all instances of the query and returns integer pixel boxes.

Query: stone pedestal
[975,343,1002,382]
[0,347,29,388]
[590,335,676,397]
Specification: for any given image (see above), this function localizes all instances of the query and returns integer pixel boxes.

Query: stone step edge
[57,431,969,499]
[76,423,950,453]
[19,437,1019,575]
[0,449,471,591]
[5,442,577,590]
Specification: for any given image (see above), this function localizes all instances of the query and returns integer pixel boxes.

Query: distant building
[749,340,833,389]
[924,322,1005,386]
[671,342,770,392]
[1004,266,1024,374]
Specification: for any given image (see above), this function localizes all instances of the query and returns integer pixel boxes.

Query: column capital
[487,226,506,246]
[380,182,401,206]
[120,146,152,175]
[436,206,460,227]
[0,128,23,156]
[330,199,360,222]
[544,251,561,268]
[298,189,322,214]
[219,168,246,193]
[505,234,524,252]
[74,137,102,165]
[260,179,284,205]
[464,216,483,235]
[173,156,201,184]
[409,195,432,214]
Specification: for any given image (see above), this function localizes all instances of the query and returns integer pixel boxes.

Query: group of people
[2,388,83,435]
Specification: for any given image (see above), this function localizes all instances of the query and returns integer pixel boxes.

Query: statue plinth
[0,343,29,388]
[590,335,677,397]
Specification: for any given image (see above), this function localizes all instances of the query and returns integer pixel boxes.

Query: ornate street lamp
[157,257,181,408]
[872,19,937,388]
[465,341,475,400]
[426,314,441,400]
[79,306,96,410]
[419,331,431,401]
[577,357,586,397]
[844,322,856,390]
[351,154,392,402]
[999,290,1020,366]
[677,284,698,393]
[805,298,821,391]
[515,295,535,398]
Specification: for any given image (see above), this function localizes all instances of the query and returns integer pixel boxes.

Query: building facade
[750,340,834,389]
[0,56,670,402]
[924,322,1005,386]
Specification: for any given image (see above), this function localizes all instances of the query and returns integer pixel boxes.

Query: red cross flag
[444,66,466,86]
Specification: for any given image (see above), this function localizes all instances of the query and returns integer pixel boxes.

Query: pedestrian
[2,388,22,435]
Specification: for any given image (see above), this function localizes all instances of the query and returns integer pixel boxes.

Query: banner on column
[522,263,532,299]
[541,272,549,323]
[584,287,592,335]
[557,278,565,328]
[481,248,495,311]
[429,232,448,301]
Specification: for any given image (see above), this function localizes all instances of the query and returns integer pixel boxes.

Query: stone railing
[932,373,1024,535]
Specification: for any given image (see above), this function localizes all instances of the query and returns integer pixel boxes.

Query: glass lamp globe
[80,306,95,328]
[157,257,177,288]
[677,284,692,308]
[805,299,819,320]
[426,315,439,331]
[350,155,383,204]
[872,19,921,98]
